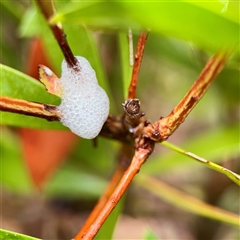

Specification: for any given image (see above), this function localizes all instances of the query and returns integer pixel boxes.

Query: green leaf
[143,228,160,240]
[44,136,120,199]
[0,64,64,129]
[0,1,24,20]
[118,31,133,99]
[1,3,23,69]
[0,128,32,193]
[143,124,239,175]
[51,1,239,52]
[18,7,40,38]
[71,138,120,174]
[44,165,107,200]
[135,175,240,227]
[160,141,240,185]
[96,197,124,240]
[146,33,203,71]
[50,2,138,32]
[0,229,40,240]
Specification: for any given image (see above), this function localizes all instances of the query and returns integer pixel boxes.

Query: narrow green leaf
[70,138,120,175]
[0,128,32,193]
[143,124,239,175]
[135,175,240,227]
[0,64,64,129]
[128,1,239,51]
[51,1,239,52]
[118,31,133,99]
[96,197,124,240]
[50,2,138,32]
[160,141,240,186]
[0,1,24,20]
[0,229,40,240]
[187,0,239,24]
[144,228,160,240]
[18,7,40,37]
[44,165,107,200]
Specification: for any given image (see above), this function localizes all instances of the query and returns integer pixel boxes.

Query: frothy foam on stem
[58,56,109,139]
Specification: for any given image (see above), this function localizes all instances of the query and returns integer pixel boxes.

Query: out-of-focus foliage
[51,1,239,52]
[0,128,32,193]
[1,0,239,239]
[0,64,62,129]
[0,229,40,240]
[143,124,239,175]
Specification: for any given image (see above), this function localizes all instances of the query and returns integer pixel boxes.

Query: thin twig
[35,0,77,68]
[0,96,130,142]
[100,114,131,142]
[145,50,232,142]
[81,138,154,239]
[75,167,123,239]
[0,96,61,121]
[74,144,133,239]
[128,32,149,99]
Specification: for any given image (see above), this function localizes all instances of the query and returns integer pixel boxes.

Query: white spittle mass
[58,56,109,139]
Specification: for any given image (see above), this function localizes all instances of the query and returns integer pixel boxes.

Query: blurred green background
[0,1,239,239]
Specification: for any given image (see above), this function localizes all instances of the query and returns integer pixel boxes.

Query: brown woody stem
[0,96,129,142]
[0,96,61,121]
[145,50,232,142]
[128,32,149,99]
[80,139,154,239]
[35,0,77,68]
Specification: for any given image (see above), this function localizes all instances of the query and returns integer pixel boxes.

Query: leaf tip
[38,64,62,97]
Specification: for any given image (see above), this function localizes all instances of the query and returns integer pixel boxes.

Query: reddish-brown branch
[74,144,133,239]
[0,96,131,142]
[128,32,149,99]
[0,96,61,121]
[75,167,123,239]
[35,0,77,68]
[145,50,232,142]
[80,139,154,239]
